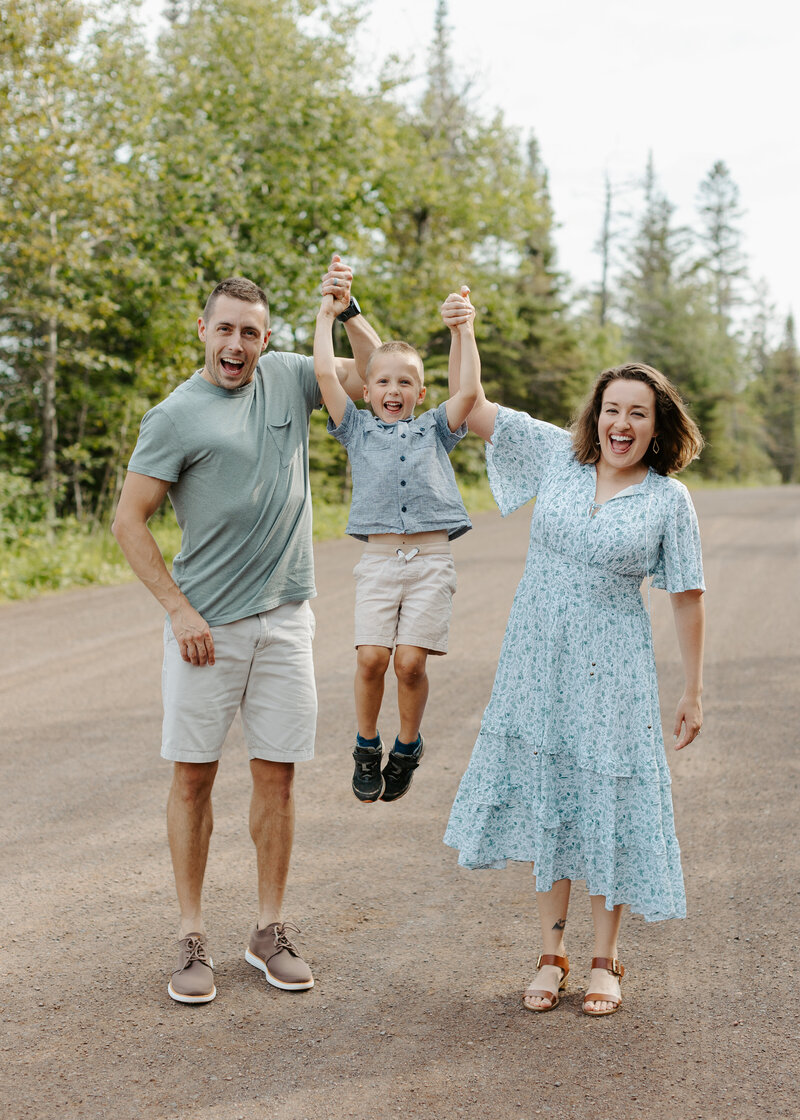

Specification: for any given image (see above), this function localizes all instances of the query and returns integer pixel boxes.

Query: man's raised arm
[320,254,381,400]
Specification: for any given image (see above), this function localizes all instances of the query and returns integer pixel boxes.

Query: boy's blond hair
[365,341,424,384]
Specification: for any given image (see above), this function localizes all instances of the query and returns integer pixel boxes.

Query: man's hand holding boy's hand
[441,286,475,332]
[320,253,352,318]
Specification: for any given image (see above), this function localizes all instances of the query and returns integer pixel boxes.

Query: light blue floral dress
[444,408,705,921]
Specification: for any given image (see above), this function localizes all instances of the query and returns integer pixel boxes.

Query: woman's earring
[652,438,660,454]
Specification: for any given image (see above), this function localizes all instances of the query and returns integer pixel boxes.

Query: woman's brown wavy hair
[571,363,704,475]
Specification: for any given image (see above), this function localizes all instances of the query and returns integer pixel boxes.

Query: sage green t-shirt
[127,351,321,626]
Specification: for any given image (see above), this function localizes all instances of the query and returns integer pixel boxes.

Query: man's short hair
[203,277,270,331]
[365,340,424,384]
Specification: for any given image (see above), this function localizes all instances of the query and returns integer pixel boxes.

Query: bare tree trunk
[42,210,59,526]
[101,401,132,523]
[598,174,612,326]
[72,397,89,521]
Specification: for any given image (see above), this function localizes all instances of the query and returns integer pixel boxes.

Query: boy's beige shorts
[353,544,456,654]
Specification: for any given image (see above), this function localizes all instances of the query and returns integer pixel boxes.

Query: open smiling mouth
[383,401,403,414]
[220,358,245,375]
[609,435,633,453]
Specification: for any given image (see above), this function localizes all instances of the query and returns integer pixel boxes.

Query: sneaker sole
[351,778,385,802]
[167,957,216,1004]
[245,948,314,991]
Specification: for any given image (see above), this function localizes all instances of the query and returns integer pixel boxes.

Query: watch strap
[336,297,361,323]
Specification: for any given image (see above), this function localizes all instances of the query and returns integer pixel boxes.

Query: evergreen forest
[1,0,798,595]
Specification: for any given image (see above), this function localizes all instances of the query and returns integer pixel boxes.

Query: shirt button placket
[399,424,408,520]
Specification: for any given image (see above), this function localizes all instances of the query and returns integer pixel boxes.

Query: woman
[443,298,704,1016]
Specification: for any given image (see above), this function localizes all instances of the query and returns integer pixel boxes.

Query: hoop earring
[652,438,660,455]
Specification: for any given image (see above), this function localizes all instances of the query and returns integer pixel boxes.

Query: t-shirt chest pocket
[267,414,298,469]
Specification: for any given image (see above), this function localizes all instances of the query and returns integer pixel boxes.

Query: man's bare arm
[336,314,382,399]
[112,472,215,666]
[320,253,381,400]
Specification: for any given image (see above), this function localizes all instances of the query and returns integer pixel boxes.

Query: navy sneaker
[381,736,424,802]
[352,739,384,802]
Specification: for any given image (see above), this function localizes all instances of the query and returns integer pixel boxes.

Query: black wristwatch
[336,297,361,323]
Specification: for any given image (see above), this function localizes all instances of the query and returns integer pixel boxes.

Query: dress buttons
[401,505,407,512]
[400,432,407,438]
[400,480,406,487]
[400,455,405,461]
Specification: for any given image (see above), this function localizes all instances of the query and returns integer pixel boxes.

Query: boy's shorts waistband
[363,531,451,556]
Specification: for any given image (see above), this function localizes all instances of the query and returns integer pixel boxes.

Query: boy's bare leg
[354,644,391,738]
[249,759,295,929]
[393,644,429,744]
[167,760,219,938]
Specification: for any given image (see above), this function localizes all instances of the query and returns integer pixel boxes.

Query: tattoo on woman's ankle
[552,918,566,931]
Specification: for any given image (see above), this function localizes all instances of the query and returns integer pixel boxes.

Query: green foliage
[0,0,162,519]
[148,0,376,355]
[1,0,797,602]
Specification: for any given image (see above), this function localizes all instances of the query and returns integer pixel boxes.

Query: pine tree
[620,156,736,475]
[759,315,800,482]
[696,161,747,322]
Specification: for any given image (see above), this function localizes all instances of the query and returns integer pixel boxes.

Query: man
[112,258,379,1003]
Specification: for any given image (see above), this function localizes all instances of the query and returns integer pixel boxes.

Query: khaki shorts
[353,540,457,654]
[161,601,317,764]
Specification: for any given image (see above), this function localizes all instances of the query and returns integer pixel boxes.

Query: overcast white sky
[140,0,799,328]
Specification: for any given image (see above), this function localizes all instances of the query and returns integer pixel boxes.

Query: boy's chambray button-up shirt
[328,398,472,542]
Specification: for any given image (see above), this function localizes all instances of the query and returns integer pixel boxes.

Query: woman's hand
[673,692,702,749]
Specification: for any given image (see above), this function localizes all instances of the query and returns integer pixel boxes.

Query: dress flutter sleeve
[650,481,705,592]
[485,406,572,516]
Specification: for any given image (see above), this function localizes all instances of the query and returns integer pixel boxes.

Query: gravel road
[1,486,798,1120]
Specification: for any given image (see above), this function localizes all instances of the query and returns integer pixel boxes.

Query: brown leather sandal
[522,953,569,1012]
[583,956,624,1016]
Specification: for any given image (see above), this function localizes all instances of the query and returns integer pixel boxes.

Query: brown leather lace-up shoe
[245,921,314,991]
[168,933,216,1004]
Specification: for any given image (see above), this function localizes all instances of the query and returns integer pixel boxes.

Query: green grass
[0,516,179,603]
[0,476,497,603]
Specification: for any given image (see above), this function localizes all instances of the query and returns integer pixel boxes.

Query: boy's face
[363,354,426,423]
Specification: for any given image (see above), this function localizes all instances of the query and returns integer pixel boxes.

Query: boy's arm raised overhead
[314,291,352,428]
[442,286,497,442]
[442,286,481,433]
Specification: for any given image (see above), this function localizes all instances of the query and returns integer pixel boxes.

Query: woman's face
[596,378,656,470]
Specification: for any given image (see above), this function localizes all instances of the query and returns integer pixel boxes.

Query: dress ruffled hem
[444,729,687,923]
[443,801,686,922]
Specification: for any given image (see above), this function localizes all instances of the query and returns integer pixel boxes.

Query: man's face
[198,294,271,391]
[363,354,426,423]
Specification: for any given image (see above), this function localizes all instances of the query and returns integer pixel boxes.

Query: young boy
[314,286,480,803]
